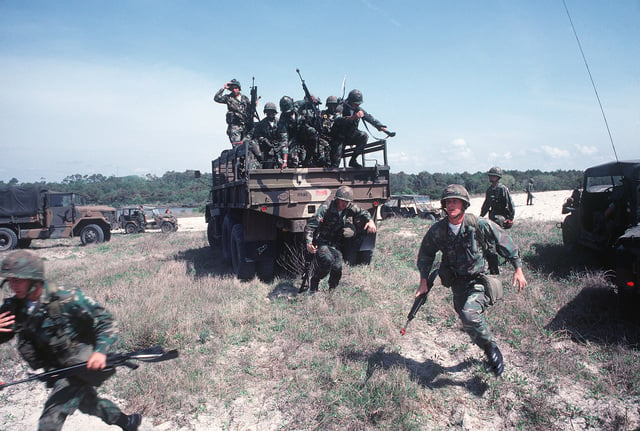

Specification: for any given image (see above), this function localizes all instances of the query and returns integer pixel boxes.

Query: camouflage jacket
[214,89,251,125]
[0,283,118,370]
[277,112,306,155]
[480,182,515,220]
[249,117,280,152]
[304,199,372,247]
[320,107,342,137]
[417,214,522,280]
[334,103,385,137]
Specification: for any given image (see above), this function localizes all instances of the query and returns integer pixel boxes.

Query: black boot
[484,343,504,377]
[116,413,142,431]
[348,157,362,168]
[328,272,341,290]
[309,277,320,293]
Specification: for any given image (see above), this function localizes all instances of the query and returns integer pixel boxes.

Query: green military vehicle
[0,185,117,251]
[198,140,390,281]
[560,160,640,296]
[118,206,178,234]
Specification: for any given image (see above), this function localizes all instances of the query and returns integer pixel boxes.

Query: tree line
[1,168,583,208]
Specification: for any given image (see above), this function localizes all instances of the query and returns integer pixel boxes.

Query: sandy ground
[0,189,571,430]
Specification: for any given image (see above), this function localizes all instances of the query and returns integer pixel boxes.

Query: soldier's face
[488,175,499,184]
[445,198,465,219]
[7,278,32,299]
[336,199,349,211]
[231,86,240,95]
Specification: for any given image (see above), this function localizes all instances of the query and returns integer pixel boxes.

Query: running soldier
[0,250,142,430]
[214,79,252,144]
[304,186,377,292]
[414,185,527,376]
[334,89,389,168]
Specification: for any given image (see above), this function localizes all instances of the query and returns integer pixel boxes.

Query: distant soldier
[480,167,515,229]
[248,102,282,169]
[526,179,534,206]
[334,89,388,168]
[321,96,343,167]
[304,186,377,292]
[0,250,142,430]
[136,206,146,233]
[415,185,527,376]
[214,79,252,144]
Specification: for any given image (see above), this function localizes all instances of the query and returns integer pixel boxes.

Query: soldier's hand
[364,219,377,234]
[87,352,107,370]
[306,243,317,254]
[415,278,429,296]
[513,267,527,292]
[0,311,15,333]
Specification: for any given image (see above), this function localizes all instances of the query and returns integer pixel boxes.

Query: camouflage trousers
[226,124,246,144]
[313,244,343,288]
[38,376,122,431]
[451,277,494,349]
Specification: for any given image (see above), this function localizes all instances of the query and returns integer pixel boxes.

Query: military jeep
[118,207,178,234]
[561,160,640,295]
[380,194,443,221]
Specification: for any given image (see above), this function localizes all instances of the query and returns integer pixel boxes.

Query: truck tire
[80,224,105,245]
[562,214,578,247]
[161,222,173,233]
[207,220,218,249]
[125,223,138,234]
[0,228,18,251]
[222,216,234,263]
[231,224,256,280]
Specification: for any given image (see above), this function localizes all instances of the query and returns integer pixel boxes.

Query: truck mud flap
[246,240,276,262]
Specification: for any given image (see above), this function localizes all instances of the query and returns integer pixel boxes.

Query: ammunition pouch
[478,274,503,305]
[437,265,455,287]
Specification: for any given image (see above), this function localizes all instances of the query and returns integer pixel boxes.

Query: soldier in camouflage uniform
[321,96,343,167]
[304,186,377,292]
[0,250,141,431]
[415,185,527,376]
[276,96,302,168]
[214,79,252,144]
[246,102,282,169]
[480,166,516,228]
[333,89,388,168]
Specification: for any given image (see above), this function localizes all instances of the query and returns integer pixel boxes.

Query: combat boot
[484,343,504,377]
[328,272,341,290]
[116,413,142,431]
[348,158,362,168]
[309,277,320,294]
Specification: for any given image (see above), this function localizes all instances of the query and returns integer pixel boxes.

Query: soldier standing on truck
[304,186,377,293]
[214,79,252,144]
[334,89,389,168]
[245,102,281,168]
[277,96,304,169]
[0,250,142,430]
[321,96,343,168]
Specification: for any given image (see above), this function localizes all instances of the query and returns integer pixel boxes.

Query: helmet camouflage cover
[488,166,503,178]
[263,102,278,113]
[335,185,354,202]
[325,95,338,105]
[279,96,295,113]
[0,250,45,282]
[440,184,471,209]
[228,79,241,90]
[346,89,363,104]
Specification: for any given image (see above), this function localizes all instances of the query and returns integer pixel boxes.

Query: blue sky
[1,0,638,183]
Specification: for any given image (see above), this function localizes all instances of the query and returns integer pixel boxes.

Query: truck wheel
[207,220,218,249]
[161,222,173,233]
[17,238,32,249]
[231,224,256,280]
[222,216,234,263]
[80,224,105,245]
[125,223,137,234]
[0,228,18,251]
[562,214,578,247]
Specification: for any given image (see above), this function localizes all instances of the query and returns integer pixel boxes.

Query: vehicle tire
[207,219,218,249]
[256,254,276,282]
[230,224,256,280]
[221,216,235,263]
[161,222,173,233]
[356,249,374,265]
[562,214,578,247]
[80,224,105,245]
[0,228,18,251]
[17,238,32,249]
[125,223,137,234]
[424,214,436,222]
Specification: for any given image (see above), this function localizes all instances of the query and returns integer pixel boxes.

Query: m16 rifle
[295,68,322,132]
[0,345,179,390]
[400,269,438,335]
[246,76,260,133]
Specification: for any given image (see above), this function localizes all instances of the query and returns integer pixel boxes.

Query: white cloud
[541,145,570,158]
[574,144,598,156]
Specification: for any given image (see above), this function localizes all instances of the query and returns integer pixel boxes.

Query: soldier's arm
[485,222,522,269]
[350,204,376,233]
[362,110,386,131]
[213,87,227,104]
[506,189,515,219]
[74,290,118,355]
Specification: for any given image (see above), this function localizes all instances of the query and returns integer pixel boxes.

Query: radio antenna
[562,0,618,162]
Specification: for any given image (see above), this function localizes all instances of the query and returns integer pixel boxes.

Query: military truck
[0,185,117,251]
[560,160,640,295]
[118,206,178,234]
[199,140,390,281]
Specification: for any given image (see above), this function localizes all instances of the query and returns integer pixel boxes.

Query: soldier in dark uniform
[526,179,534,205]
[294,94,330,167]
[480,166,516,228]
[321,95,343,167]
[247,102,281,169]
[213,79,252,144]
[304,186,377,292]
[415,185,527,376]
[276,96,302,169]
[0,250,141,431]
[334,89,388,168]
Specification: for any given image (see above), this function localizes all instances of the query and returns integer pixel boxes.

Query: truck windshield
[585,176,624,193]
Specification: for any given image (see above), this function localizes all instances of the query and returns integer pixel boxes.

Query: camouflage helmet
[440,184,471,209]
[326,95,339,105]
[279,96,295,113]
[487,166,503,178]
[0,250,45,282]
[263,102,278,113]
[335,186,354,202]
[347,89,363,104]
[228,79,241,90]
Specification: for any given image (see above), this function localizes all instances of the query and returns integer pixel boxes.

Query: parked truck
[560,160,640,296]
[198,140,391,281]
[0,185,117,251]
